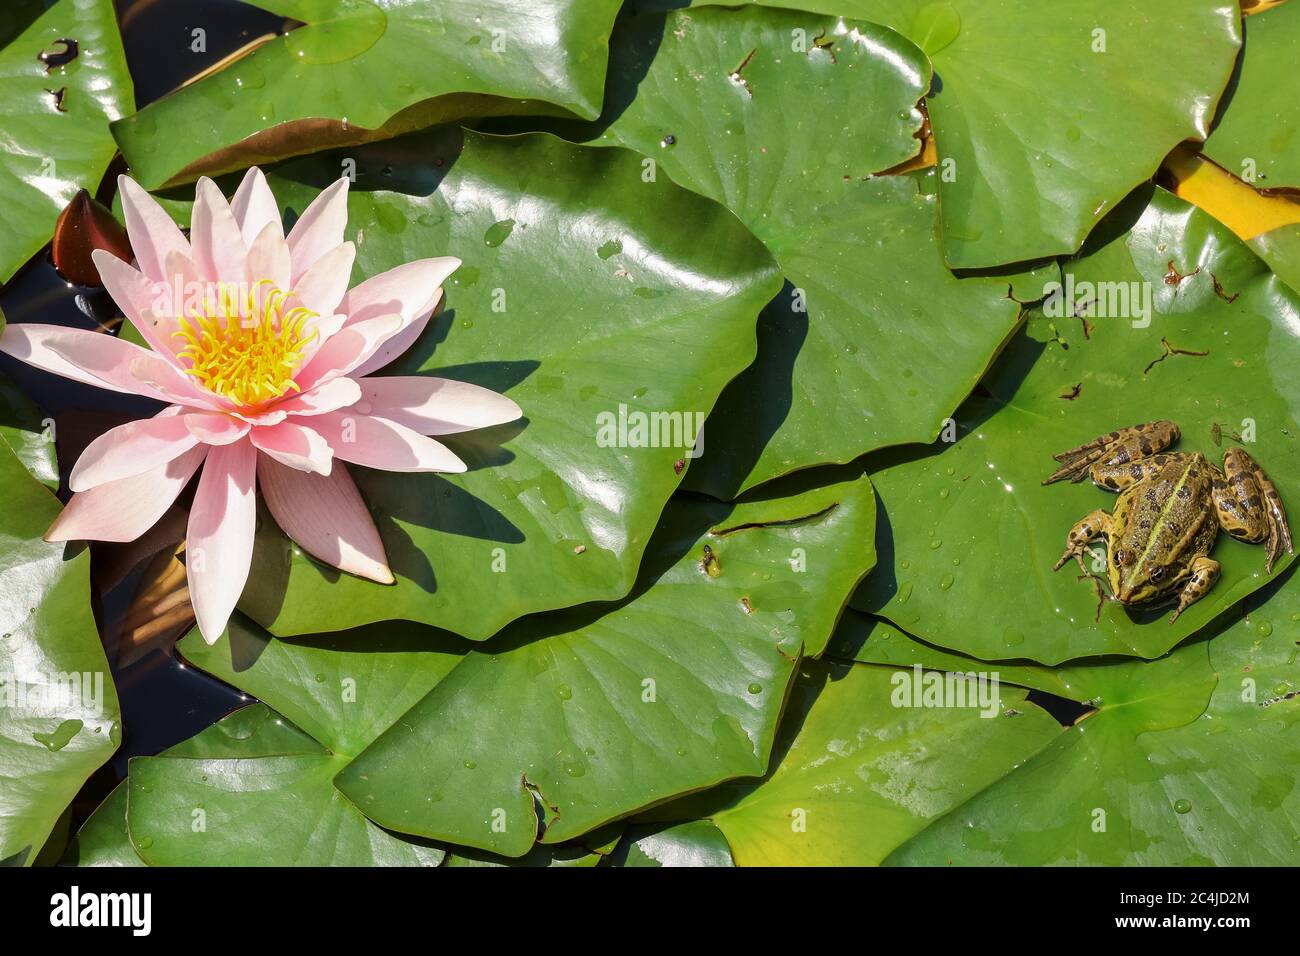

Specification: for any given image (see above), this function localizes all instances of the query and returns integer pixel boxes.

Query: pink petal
[46,444,208,543]
[294,313,402,390]
[244,221,291,291]
[286,176,349,285]
[69,411,201,492]
[230,167,282,247]
[231,408,287,427]
[1,324,201,403]
[118,175,191,283]
[341,257,459,376]
[249,420,334,475]
[257,454,393,584]
[291,241,354,318]
[190,177,247,283]
[341,257,460,324]
[127,353,226,410]
[352,289,442,379]
[272,376,361,417]
[311,411,466,473]
[91,249,184,362]
[296,312,348,368]
[186,440,257,644]
[358,376,521,435]
[149,249,202,354]
[185,411,251,445]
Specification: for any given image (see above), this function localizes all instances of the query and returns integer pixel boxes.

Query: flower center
[174,281,317,409]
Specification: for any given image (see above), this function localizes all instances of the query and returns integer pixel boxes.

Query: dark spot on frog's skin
[1145,489,1158,504]
[1177,485,1192,499]
[1139,519,1151,530]
[1249,495,1262,508]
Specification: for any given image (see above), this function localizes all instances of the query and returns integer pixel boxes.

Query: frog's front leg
[1168,555,1220,624]
[1052,508,1111,573]
[1212,447,1294,572]
[1043,421,1180,486]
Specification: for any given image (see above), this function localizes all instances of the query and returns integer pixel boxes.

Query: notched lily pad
[227,128,780,640]
[813,0,1241,267]
[0,440,120,865]
[112,0,624,188]
[335,477,877,857]
[0,0,133,282]
[576,5,1045,496]
[886,578,1299,865]
[112,616,465,866]
[1203,0,1300,191]
[855,187,1300,663]
[639,655,1059,865]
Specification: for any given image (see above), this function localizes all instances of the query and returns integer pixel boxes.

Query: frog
[1044,420,1292,622]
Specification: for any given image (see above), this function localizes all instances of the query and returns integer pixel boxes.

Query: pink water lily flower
[0,169,521,643]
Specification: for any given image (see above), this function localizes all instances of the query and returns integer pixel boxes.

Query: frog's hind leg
[1168,556,1220,624]
[1212,447,1294,572]
[1042,421,1180,486]
[1053,509,1112,573]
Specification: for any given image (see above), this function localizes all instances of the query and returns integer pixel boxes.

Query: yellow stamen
[173,279,317,409]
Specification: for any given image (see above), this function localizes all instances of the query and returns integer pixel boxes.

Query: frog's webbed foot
[1042,421,1180,486]
[1053,509,1111,573]
[1213,447,1294,573]
[1168,556,1220,624]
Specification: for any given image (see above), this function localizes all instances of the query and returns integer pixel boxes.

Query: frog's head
[1109,546,1188,605]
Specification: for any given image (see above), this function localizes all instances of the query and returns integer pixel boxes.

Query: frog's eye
[1149,565,1165,582]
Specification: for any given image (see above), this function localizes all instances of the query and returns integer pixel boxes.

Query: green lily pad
[442,824,622,867]
[855,186,1300,663]
[231,128,779,639]
[577,6,1040,495]
[642,658,1059,865]
[71,702,319,867]
[686,0,1240,268]
[112,0,623,189]
[888,582,1300,865]
[0,0,133,282]
[829,609,1083,700]
[179,615,470,757]
[335,477,877,857]
[126,748,444,866]
[0,369,57,490]
[443,846,602,867]
[120,616,464,866]
[606,820,735,867]
[0,439,119,865]
[1248,223,1300,297]
[1203,0,1300,190]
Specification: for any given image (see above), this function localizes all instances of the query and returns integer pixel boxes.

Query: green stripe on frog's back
[1127,455,1201,590]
